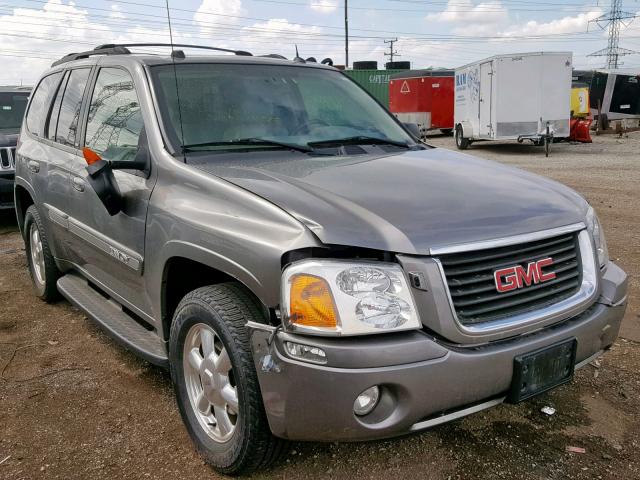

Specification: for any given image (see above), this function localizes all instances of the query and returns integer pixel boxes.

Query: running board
[57,273,169,368]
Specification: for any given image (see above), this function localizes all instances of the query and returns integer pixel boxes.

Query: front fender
[159,240,265,302]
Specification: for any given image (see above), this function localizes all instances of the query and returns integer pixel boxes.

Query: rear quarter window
[26,72,63,137]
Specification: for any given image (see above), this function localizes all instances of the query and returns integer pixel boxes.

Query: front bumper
[250,262,627,442]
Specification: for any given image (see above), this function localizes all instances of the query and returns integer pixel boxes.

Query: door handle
[27,160,40,173]
[72,176,85,192]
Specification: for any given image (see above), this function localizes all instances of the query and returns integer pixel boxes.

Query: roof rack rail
[95,43,253,56]
[52,43,253,67]
[51,46,131,67]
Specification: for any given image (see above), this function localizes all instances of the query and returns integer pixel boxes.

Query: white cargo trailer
[454,52,573,156]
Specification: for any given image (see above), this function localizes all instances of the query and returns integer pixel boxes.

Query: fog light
[284,341,327,364]
[353,386,380,416]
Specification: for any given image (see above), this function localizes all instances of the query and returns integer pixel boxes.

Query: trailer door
[479,61,492,137]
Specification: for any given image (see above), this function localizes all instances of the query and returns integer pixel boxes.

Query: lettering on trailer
[455,67,479,104]
[400,80,410,94]
[493,258,556,293]
[368,74,391,84]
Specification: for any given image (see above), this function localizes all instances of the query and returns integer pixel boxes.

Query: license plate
[508,339,577,403]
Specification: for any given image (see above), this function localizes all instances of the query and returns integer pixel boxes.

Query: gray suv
[15,44,628,474]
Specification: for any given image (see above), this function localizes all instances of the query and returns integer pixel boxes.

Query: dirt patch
[1,132,639,479]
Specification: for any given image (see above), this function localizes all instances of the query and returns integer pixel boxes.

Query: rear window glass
[26,72,63,137]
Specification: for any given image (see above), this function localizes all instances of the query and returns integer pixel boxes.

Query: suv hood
[193,148,588,254]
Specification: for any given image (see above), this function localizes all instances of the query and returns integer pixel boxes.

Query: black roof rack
[52,43,253,67]
[51,46,130,67]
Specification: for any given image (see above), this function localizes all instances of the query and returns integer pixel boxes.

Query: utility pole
[384,38,399,63]
[588,0,637,69]
[344,0,349,68]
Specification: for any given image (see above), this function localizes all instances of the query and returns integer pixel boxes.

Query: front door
[64,66,155,317]
[479,61,493,137]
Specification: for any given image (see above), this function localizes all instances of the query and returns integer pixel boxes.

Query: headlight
[585,206,609,268]
[281,260,421,336]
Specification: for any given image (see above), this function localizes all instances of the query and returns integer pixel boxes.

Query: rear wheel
[440,128,453,136]
[24,205,60,302]
[455,126,470,150]
[169,283,285,475]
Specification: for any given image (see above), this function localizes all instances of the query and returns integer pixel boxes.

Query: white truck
[454,52,573,156]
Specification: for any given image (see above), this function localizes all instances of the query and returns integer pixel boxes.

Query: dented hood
[192,147,588,255]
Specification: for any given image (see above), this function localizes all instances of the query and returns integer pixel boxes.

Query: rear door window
[47,71,69,141]
[85,68,143,162]
[55,68,91,147]
[26,72,63,137]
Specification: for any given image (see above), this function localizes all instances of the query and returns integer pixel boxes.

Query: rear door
[479,61,493,137]
[64,66,155,316]
[19,71,68,255]
[43,67,93,253]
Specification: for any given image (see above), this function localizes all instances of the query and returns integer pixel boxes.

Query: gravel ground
[1,132,639,479]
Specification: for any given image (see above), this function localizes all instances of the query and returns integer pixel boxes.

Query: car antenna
[165,0,187,163]
[293,45,305,63]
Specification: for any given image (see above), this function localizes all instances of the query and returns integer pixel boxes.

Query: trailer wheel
[455,126,470,150]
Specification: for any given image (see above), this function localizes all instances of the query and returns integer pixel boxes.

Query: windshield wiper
[182,137,313,153]
[307,135,411,149]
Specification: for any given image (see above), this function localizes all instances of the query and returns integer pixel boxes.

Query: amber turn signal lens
[82,147,102,165]
[289,274,338,329]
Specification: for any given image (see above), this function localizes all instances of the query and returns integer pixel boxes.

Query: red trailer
[389,69,455,136]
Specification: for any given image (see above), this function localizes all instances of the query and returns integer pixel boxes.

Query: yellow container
[571,87,590,117]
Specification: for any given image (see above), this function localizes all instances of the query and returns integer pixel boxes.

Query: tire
[455,126,470,150]
[24,205,60,302]
[169,283,286,475]
[440,128,453,136]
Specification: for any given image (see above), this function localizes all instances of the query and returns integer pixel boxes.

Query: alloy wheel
[29,223,46,286]
[183,323,239,443]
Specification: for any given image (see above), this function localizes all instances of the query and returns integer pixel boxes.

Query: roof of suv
[51,43,337,71]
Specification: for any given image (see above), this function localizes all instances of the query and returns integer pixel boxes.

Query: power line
[588,0,638,68]
[0,0,614,41]
[384,38,399,63]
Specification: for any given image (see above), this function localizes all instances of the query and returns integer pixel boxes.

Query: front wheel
[169,283,285,475]
[455,126,470,150]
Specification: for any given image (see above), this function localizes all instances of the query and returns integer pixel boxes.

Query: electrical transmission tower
[384,38,400,63]
[588,0,637,69]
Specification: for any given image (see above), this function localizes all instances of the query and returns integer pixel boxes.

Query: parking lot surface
[1,132,639,479]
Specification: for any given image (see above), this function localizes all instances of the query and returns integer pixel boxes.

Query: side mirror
[83,148,123,216]
[403,122,421,139]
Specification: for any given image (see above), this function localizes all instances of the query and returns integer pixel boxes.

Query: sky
[1,0,639,85]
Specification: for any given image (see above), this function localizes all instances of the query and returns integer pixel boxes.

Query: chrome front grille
[0,147,16,171]
[438,232,583,326]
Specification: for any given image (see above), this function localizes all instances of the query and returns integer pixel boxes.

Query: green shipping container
[343,70,407,109]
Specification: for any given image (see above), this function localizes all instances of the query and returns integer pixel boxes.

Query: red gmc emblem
[494,257,556,293]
